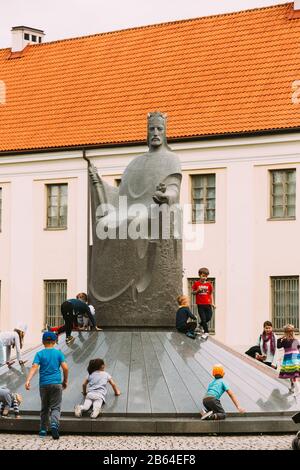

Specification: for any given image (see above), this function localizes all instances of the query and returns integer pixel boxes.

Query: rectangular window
[24,33,30,40]
[271,276,299,331]
[191,174,216,223]
[0,187,2,231]
[270,169,296,219]
[44,280,67,327]
[46,184,68,229]
[187,277,215,333]
[31,35,37,42]
[115,178,121,187]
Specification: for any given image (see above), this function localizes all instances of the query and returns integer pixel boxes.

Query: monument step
[0,414,298,435]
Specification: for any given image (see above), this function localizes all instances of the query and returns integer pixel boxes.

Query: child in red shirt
[192,267,215,340]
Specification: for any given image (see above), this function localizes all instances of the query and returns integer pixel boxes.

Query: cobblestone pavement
[0,433,295,450]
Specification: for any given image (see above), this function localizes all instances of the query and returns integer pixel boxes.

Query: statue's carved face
[148,119,165,147]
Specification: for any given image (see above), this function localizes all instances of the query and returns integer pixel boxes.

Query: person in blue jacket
[176,295,197,339]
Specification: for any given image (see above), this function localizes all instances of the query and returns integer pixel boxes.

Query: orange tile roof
[0,2,300,153]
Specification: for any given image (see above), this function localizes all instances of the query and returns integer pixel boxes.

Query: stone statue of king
[88,112,183,326]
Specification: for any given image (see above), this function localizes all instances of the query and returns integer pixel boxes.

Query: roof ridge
[0,1,291,52]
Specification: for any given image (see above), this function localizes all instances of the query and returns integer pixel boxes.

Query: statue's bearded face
[148,119,165,147]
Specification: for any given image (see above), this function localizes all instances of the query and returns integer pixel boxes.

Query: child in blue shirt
[201,364,245,420]
[25,331,68,439]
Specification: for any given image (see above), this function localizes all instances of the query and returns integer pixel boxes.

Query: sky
[0,0,290,48]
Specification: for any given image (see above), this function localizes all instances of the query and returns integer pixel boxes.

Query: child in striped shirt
[0,387,22,418]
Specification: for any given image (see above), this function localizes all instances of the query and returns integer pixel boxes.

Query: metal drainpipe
[82,148,91,296]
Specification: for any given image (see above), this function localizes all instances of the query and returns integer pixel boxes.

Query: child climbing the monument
[60,294,102,344]
[277,324,300,396]
[25,331,68,439]
[0,386,22,418]
[76,292,101,331]
[200,364,245,420]
[0,324,27,368]
[192,267,215,340]
[74,358,120,419]
[175,295,197,339]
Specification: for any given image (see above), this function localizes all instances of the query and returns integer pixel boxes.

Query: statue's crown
[147,111,167,122]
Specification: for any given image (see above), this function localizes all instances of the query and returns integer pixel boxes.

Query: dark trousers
[40,384,62,430]
[203,396,226,420]
[61,301,75,337]
[177,321,197,334]
[197,304,213,333]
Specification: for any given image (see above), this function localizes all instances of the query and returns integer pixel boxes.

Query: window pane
[273,195,284,206]
[287,171,296,183]
[50,196,58,206]
[192,176,202,188]
[287,205,295,217]
[60,195,67,206]
[49,185,58,196]
[273,171,284,184]
[287,194,296,205]
[287,182,296,196]
[207,188,215,198]
[272,206,284,218]
[206,209,215,221]
[273,185,283,196]
[60,184,68,196]
[207,199,215,210]
[192,188,202,199]
[207,174,216,186]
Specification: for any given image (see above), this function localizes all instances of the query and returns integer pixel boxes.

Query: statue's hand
[153,190,169,205]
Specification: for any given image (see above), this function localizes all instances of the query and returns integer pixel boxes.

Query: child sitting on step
[74,358,120,419]
[175,295,197,339]
[200,364,245,420]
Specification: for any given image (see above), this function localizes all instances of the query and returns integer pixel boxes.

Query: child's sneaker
[200,410,213,420]
[74,404,82,417]
[39,429,47,437]
[2,406,10,417]
[6,361,15,368]
[186,331,196,340]
[50,425,59,440]
[201,333,209,340]
[90,407,102,419]
[66,336,75,345]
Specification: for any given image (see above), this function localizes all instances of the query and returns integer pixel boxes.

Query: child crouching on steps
[74,358,120,419]
[0,387,22,418]
[201,364,245,420]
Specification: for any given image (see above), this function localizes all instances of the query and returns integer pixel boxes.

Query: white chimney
[11,26,44,52]
[294,1,300,10]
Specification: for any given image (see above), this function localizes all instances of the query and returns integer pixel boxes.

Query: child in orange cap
[201,364,245,420]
